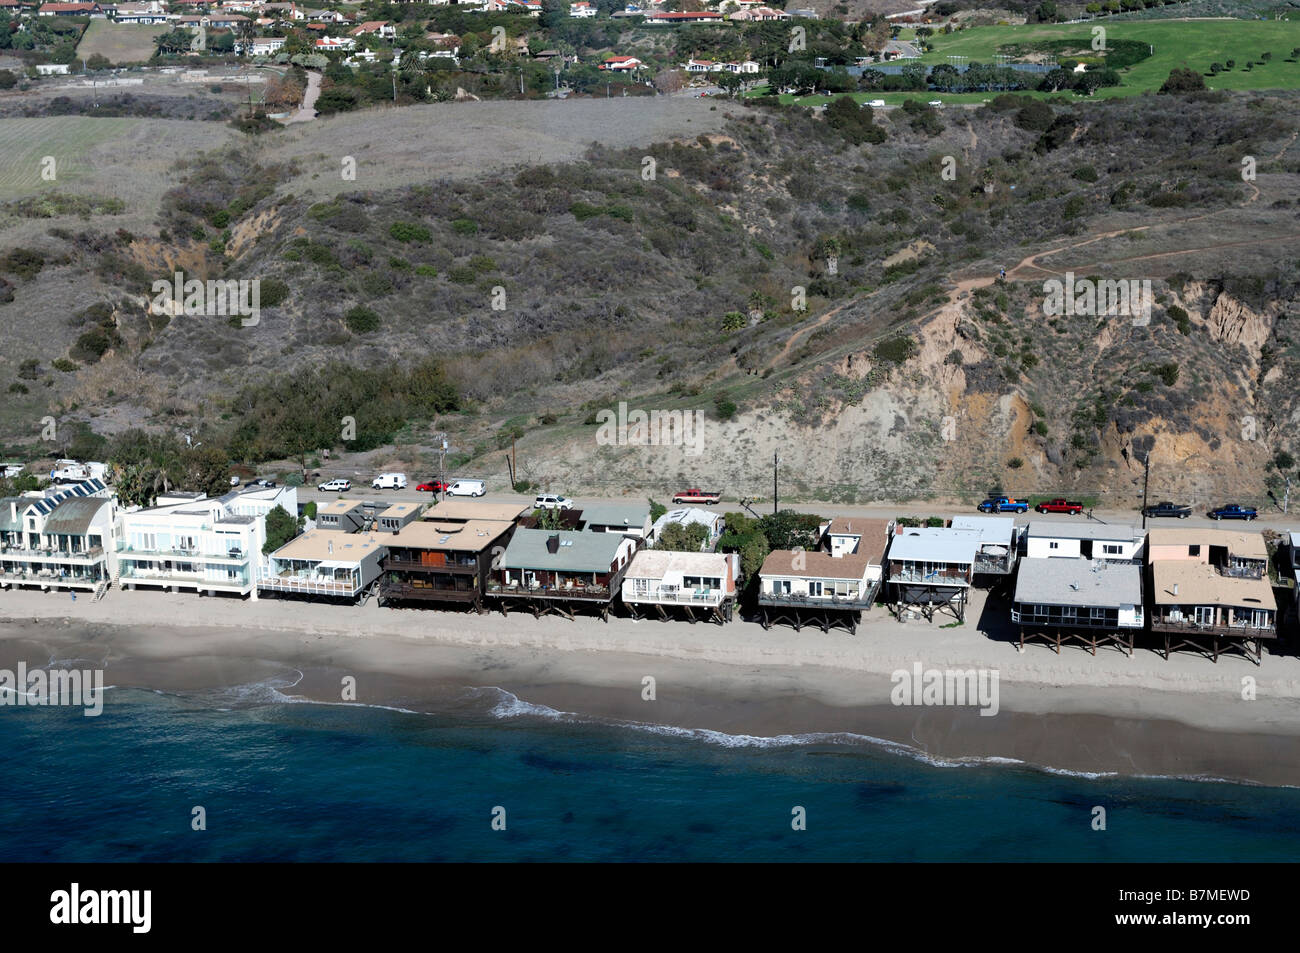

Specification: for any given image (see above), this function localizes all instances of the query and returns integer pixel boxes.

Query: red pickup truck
[1035,498,1084,515]
[672,488,722,505]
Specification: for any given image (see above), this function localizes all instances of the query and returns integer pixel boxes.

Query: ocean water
[3,678,1300,862]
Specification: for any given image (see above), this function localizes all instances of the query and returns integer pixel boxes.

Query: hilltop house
[0,480,117,596]
[622,550,738,623]
[111,1,168,23]
[490,528,636,620]
[378,517,516,612]
[1146,527,1277,663]
[315,36,355,51]
[38,2,104,16]
[568,0,595,14]
[645,10,722,22]
[247,36,286,54]
[349,19,394,37]
[116,485,296,599]
[260,529,387,601]
[600,55,643,71]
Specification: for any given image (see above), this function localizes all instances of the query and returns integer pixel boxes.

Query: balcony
[1150,616,1276,639]
[382,556,478,573]
[380,582,478,602]
[626,586,727,607]
[119,544,249,564]
[758,589,877,611]
[0,544,105,563]
[120,567,251,590]
[259,572,360,597]
[0,568,101,588]
[888,569,969,587]
[488,581,614,602]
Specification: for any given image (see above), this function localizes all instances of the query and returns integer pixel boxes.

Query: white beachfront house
[621,549,738,622]
[0,479,118,595]
[260,529,388,601]
[116,485,297,599]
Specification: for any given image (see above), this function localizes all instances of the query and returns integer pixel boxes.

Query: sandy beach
[3,585,1300,785]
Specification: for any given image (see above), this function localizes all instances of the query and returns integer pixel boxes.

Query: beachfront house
[1146,528,1278,663]
[1011,557,1145,656]
[886,517,1018,623]
[490,528,636,621]
[116,485,297,599]
[621,550,738,624]
[576,502,652,541]
[259,530,387,602]
[378,517,515,613]
[758,520,890,634]
[0,479,117,596]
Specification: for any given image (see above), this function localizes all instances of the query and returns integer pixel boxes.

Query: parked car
[229,476,241,487]
[1143,501,1192,519]
[534,494,573,510]
[1209,504,1257,521]
[867,99,886,108]
[372,472,408,490]
[250,478,277,488]
[416,480,449,493]
[1035,498,1083,515]
[672,488,722,505]
[977,496,1028,514]
[446,479,486,497]
[318,479,351,492]
[927,100,943,108]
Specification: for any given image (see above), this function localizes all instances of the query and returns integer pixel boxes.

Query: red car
[1034,498,1084,515]
[416,480,449,493]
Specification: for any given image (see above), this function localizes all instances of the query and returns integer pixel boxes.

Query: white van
[446,479,486,497]
[868,99,886,108]
[372,473,408,490]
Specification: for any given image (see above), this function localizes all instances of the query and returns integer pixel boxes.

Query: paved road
[294,486,1300,535]
[283,69,321,124]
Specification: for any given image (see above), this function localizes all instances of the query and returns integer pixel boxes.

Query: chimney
[8,501,14,523]
[1172,583,1178,596]
[547,534,560,554]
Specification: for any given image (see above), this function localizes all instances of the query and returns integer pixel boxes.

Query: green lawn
[75,19,169,65]
[755,19,1300,105]
[0,117,142,200]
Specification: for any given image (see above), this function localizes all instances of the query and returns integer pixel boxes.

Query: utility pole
[1141,452,1151,530]
[438,436,448,503]
[1285,476,1291,515]
[773,452,780,516]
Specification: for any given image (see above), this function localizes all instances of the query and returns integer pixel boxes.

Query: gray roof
[949,515,1017,542]
[1026,521,1140,542]
[1013,557,1141,608]
[42,497,109,537]
[501,528,625,573]
[888,530,978,564]
[579,502,649,528]
[0,498,21,533]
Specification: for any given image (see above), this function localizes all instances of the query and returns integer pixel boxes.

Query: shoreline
[3,587,1300,785]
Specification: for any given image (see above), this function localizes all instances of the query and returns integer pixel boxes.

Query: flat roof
[1026,521,1141,542]
[271,529,386,563]
[627,549,729,579]
[388,519,512,550]
[1013,557,1142,608]
[378,502,421,520]
[1150,561,1275,607]
[949,515,1017,542]
[1147,527,1267,559]
[423,500,529,523]
[318,499,367,516]
[887,530,978,564]
[760,549,871,581]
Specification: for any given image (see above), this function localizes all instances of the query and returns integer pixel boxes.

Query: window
[1048,541,1059,550]
[1090,607,1106,619]
[809,581,823,597]
[1189,545,1201,557]
[1102,544,1122,556]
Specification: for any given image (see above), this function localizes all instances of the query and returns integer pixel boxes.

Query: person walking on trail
[70,590,76,603]
[999,268,1006,281]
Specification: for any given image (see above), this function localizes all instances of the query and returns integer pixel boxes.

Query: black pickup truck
[1143,501,1192,519]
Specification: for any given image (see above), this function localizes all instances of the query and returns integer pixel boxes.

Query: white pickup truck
[51,460,108,484]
